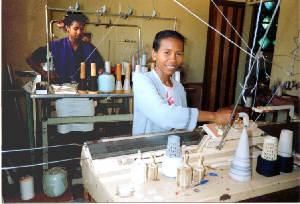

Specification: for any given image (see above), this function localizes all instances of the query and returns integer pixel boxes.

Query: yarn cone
[229,128,251,182]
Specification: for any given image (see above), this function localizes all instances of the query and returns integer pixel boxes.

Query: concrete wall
[270,0,300,85]
[3,0,210,85]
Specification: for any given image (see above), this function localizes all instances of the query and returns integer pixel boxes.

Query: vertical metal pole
[174,17,177,31]
[32,98,37,147]
[42,120,49,169]
[138,27,141,65]
[45,5,50,86]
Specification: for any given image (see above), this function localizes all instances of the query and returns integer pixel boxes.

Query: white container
[20,175,35,200]
[278,129,293,157]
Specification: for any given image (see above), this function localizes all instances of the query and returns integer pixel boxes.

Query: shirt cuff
[186,108,199,131]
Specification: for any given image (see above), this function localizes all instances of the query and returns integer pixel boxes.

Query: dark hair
[63,12,88,26]
[152,30,185,51]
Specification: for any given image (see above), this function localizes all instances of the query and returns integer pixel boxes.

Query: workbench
[80,128,300,202]
[24,82,133,169]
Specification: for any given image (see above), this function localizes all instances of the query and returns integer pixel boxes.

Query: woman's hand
[213,109,234,125]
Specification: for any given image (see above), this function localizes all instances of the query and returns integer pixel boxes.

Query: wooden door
[202,1,245,111]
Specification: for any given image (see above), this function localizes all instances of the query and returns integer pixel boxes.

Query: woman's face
[152,37,184,77]
[66,21,85,41]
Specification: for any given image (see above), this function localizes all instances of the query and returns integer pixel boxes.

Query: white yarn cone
[229,128,251,182]
[116,81,123,91]
[123,79,131,92]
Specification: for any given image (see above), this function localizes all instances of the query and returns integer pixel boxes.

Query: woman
[27,12,104,82]
[27,12,104,134]
[133,30,232,135]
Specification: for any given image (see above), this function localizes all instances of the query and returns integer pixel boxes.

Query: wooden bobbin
[116,64,122,82]
[91,63,97,77]
[125,63,131,80]
[78,62,88,94]
[80,62,86,79]
[88,63,98,94]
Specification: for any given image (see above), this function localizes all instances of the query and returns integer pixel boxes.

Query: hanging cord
[2,157,88,170]
[2,143,83,153]
[173,0,255,59]
[242,0,263,103]
[210,0,251,51]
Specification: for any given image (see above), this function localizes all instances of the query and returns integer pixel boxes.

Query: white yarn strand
[172,0,255,59]
[210,0,251,51]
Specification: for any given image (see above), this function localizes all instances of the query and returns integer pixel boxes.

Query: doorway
[202,1,245,111]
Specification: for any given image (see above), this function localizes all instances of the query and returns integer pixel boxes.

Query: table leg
[42,121,48,169]
[25,92,34,164]
[33,98,37,147]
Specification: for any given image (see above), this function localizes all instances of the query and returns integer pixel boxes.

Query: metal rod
[216,58,258,150]
[45,5,50,86]
[47,6,176,21]
[50,19,59,41]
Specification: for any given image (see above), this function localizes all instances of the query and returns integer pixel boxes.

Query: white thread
[2,157,86,170]
[210,0,250,50]
[2,143,82,153]
[173,0,255,58]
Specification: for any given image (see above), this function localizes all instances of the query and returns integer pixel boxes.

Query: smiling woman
[132,30,233,136]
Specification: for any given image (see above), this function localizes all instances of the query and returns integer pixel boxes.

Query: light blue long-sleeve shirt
[132,70,199,136]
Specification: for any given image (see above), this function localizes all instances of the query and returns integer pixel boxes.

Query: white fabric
[132,69,198,136]
[55,98,95,134]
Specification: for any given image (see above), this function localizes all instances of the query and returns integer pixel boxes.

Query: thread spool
[166,135,181,158]
[115,64,123,92]
[141,54,147,66]
[177,154,192,189]
[278,129,293,157]
[43,167,68,198]
[98,61,115,93]
[124,63,131,93]
[147,155,158,181]
[229,128,251,182]
[19,175,35,200]
[88,63,98,94]
[105,61,111,73]
[131,150,147,184]
[192,156,205,183]
[261,136,278,161]
[162,135,182,178]
[78,62,88,94]
[135,64,141,73]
